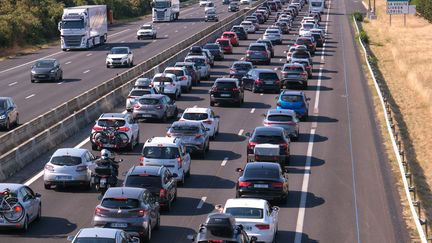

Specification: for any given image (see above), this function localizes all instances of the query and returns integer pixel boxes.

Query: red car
[220,31,239,47]
[216,38,233,54]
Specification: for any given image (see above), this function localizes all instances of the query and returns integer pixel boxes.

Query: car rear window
[51,156,82,166]
[281,95,303,102]
[165,69,184,76]
[292,52,309,59]
[231,27,243,32]
[303,23,314,29]
[101,198,140,209]
[267,114,293,122]
[296,38,311,45]
[153,77,174,83]
[266,30,279,34]
[258,72,278,80]
[130,90,151,96]
[283,66,303,72]
[251,134,285,143]
[249,45,266,51]
[138,98,160,105]
[74,238,116,243]
[143,146,180,159]
[124,175,162,188]
[98,119,126,127]
[182,112,208,120]
[223,33,234,38]
[217,40,230,46]
[233,63,252,70]
[244,167,279,179]
[215,81,237,88]
[169,125,200,134]
[225,207,264,219]
[204,44,219,50]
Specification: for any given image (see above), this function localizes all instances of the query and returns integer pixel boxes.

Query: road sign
[408,5,416,14]
[386,0,408,15]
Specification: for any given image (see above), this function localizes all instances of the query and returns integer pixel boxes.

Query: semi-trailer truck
[58,5,108,51]
[152,0,180,22]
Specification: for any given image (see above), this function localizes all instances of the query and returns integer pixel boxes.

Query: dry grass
[362,0,432,236]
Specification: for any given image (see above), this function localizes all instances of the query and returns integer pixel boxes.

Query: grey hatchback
[93,187,160,242]
[280,63,308,89]
[132,94,178,122]
[30,59,63,83]
[167,121,210,157]
[245,43,271,65]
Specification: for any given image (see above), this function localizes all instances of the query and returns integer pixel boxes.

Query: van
[309,0,325,13]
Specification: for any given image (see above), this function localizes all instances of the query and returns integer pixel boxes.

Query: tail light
[294,43,299,46]
[180,76,187,81]
[95,207,108,216]
[260,51,269,55]
[301,102,306,108]
[229,68,236,74]
[247,141,257,150]
[309,44,314,47]
[255,79,263,85]
[166,132,172,137]
[139,156,144,165]
[13,205,23,213]
[45,164,54,171]
[177,156,183,168]
[280,143,288,149]
[211,87,218,92]
[160,188,168,198]
[76,165,87,172]
[272,182,284,188]
[93,125,103,131]
[203,120,212,124]
[277,102,281,107]
[130,209,146,217]
[118,127,130,131]
[255,224,270,230]
[133,103,141,109]
[195,134,203,139]
[246,50,252,54]
[150,82,154,87]
[232,88,240,92]
[238,181,251,187]
[155,104,163,110]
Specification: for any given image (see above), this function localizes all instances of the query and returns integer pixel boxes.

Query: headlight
[0,114,6,119]
[106,58,112,62]
[31,70,36,74]
[50,69,56,73]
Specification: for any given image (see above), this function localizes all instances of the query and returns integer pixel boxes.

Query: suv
[256,39,275,58]
[164,67,193,92]
[140,137,191,185]
[216,38,233,54]
[209,78,244,107]
[136,24,157,39]
[242,69,281,93]
[175,62,201,84]
[106,47,133,68]
[132,94,178,122]
[203,43,224,61]
[124,165,177,211]
[294,37,316,54]
[276,90,310,121]
[245,43,271,65]
[0,97,19,130]
[126,88,159,112]
[167,121,210,157]
[180,107,220,140]
[151,73,182,99]
[245,126,291,163]
[228,1,240,11]
[229,61,254,80]
[92,187,160,242]
[184,55,211,80]
[281,63,308,89]
[263,28,282,45]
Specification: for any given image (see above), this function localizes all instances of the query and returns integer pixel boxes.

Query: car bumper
[282,78,308,85]
[31,73,56,81]
[106,60,129,66]
[137,34,154,39]
[133,110,164,119]
[44,173,90,185]
[253,84,280,92]
[93,217,149,234]
[246,230,275,243]
[210,95,242,103]
[0,216,26,229]
[237,189,287,201]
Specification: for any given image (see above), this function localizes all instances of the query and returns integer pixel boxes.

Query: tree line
[416,0,432,22]
[0,0,150,48]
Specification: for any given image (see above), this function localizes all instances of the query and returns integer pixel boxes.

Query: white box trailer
[309,0,325,13]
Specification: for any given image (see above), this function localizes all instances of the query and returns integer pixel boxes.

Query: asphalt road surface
[1,0,410,242]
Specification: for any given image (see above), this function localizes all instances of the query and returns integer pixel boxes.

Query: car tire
[186,167,191,177]
[154,213,160,230]
[21,215,29,232]
[36,204,42,221]
[15,114,19,127]
[4,118,10,131]
[44,183,51,190]
[210,101,215,106]
[252,85,257,93]
[237,99,242,107]
[92,144,99,151]
[143,225,151,243]
[179,175,185,186]
[127,136,135,151]
[31,79,34,83]
[161,113,167,122]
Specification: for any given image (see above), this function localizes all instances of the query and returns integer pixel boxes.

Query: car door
[180,145,191,173]
[210,110,219,133]
[142,191,157,228]
[266,201,278,233]
[127,115,139,139]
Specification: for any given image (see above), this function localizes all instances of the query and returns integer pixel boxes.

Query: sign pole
[404,14,406,26]
[390,14,391,26]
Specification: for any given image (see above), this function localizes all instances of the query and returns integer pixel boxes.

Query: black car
[203,43,224,61]
[0,97,19,130]
[124,165,177,211]
[209,78,244,107]
[311,32,324,47]
[189,45,203,55]
[256,39,275,58]
[245,126,290,165]
[31,59,63,83]
[242,68,281,93]
[228,2,240,11]
[229,61,254,80]
[235,162,289,203]
[205,9,219,22]
[252,12,265,24]
[294,37,316,54]
[187,213,257,243]
[175,62,201,85]
[230,25,248,40]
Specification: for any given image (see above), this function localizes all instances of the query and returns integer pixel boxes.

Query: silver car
[263,29,283,45]
[263,109,299,140]
[184,55,211,80]
[126,88,159,112]
[0,183,41,231]
[43,148,97,189]
[132,94,178,121]
[167,121,210,157]
[68,228,140,243]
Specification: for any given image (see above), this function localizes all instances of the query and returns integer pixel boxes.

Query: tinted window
[223,33,234,38]
[281,95,303,102]
[125,175,162,188]
[143,146,180,159]
[169,125,200,134]
[101,198,140,209]
[292,52,310,58]
[97,119,126,127]
[303,24,314,29]
[249,45,266,51]
[215,81,237,88]
[35,60,55,68]
[225,207,263,219]
[204,44,220,50]
[183,113,208,120]
[165,69,184,76]
[267,115,293,122]
[130,90,151,96]
[258,72,278,80]
[283,66,303,72]
[233,63,252,70]
[217,40,230,46]
[138,98,160,105]
[0,100,7,110]
[296,39,311,45]
[51,156,82,166]
[244,167,280,179]
[251,130,284,143]
[186,58,206,65]
[74,238,116,243]
[311,2,322,7]
[153,77,174,83]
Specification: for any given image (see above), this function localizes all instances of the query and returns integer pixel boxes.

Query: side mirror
[284,168,289,173]
[245,132,251,137]
[58,21,62,31]
[67,236,74,241]
[172,173,179,178]
[35,193,41,198]
[236,167,243,172]
[187,234,195,241]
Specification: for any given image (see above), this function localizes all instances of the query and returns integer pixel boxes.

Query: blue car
[276,90,310,121]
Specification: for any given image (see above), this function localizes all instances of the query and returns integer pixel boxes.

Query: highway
[0,0,410,242]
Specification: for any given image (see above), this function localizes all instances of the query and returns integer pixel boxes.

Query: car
[256,9,269,21]
[230,25,248,40]
[222,198,279,243]
[106,47,134,68]
[136,24,157,39]
[276,90,310,120]
[166,121,210,157]
[0,183,41,231]
[263,29,282,45]
[263,109,300,140]
[308,11,321,22]
[30,59,63,83]
[180,107,220,139]
[294,37,316,54]
[124,165,177,211]
[174,62,201,85]
[245,16,260,31]
[126,88,159,112]
[301,16,319,25]
[205,2,215,12]
[310,31,324,47]
[90,113,140,151]
[274,0,282,9]
[223,0,230,4]
[132,94,178,122]
[245,43,271,65]
[215,38,233,54]
[235,162,289,203]
[209,78,244,107]
[245,126,290,164]
[256,39,274,58]
[280,63,308,89]
[228,1,240,11]
[203,43,224,61]
[164,67,193,92]
[240,21,255,33]
[199,0,210,6]
[287,5,299,16]
[151,73,182,99]
[140,137,191,185]
[0,97,19,130]
[291,48,313,65]
[220,31,240,47]
[133,77,152,89]
[67,228,140,243]
[285,45,297,63]
[92,187,160,242]
[205,9,219,22]
[43,148,97,189]
[274,21,290,34]
[229,61,254,80]
[184,55,211,80]
[240,0,251,4]
[187,48,215,67]
[267,1,277,11]
[187,213,258,243]
[242,68,281,93]
[292,59,313,78]
[299,22,317,36]
[251,12,265,24]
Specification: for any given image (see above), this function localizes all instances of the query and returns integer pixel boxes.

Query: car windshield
[130,90,151,97]
[233,63,252,70]
[281,95,303,102]
[223,33,234,38]
[62,20,84,29]
[311,1,323,7]
[204,44,219,50]
[0,100,7,110]
[74,238,116,243]
[259,72,278,80]
[97,119,126,127]
[182,112,208,120]
[138,98,160,105]
[244,167,280,179]
[143,146,180,159]
[303,24,314,29]
[215,81,237,88]
[296,38,310,45]
[110,48,129,54]
[101,198,140,209]
[124,175,161,188]
[169,125,200,134]
[140,25,152,30]
[51,156,81,166]
[165,69,184,77]
[267,114,293,122]
[217,40,230,46]
[225,207,264,219]
[249,45,266,51]
[154,1,170,8]
[35,60,55,68]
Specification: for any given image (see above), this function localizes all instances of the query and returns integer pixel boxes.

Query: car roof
[215,78,239,83]
[52,148,88,158]
[140,94,165,99]
[249,43,267,47]
[0,183,24,192]
[154,73,176,78]
[253,68,276,73]
[129,165,164,176]
[232,61,253,65]
[100,113,127,119]
[104,187,145,199]
[184,107,211,113]
[267,109,296,116]
[141,24,152,27]
[36,58,56,63]
[77,228,120,238]
[171,120,202,127]
[185,55,207,59]
[145,136,180,145]
[165,67,184,71]
[245,161,281,170]
[224,198,267,209]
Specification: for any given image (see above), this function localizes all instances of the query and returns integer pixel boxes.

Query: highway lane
[0,0,410,242]
[0,0,250,131]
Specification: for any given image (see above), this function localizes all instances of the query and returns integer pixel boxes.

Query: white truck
[309,0,325,13]
[58,5,108,51]
[152,0,180,22]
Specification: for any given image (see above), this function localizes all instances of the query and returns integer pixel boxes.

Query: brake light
[260,51,269,55]
[247,141,257,150]
[180,76,187,81]
[95,207,108,216]
[150,81,154,87]
[294,43,298,46]
[139,156,144,165]
[93,125,103,131]
[127,96,133,99]
[118,127,130,131]
[203,120,212,124]
[255,224,270,230]
[195,134,203,139]
[166,132,172,137]
[209,240,224,243]
[45,164,54,171]
[232,88,240,92]
[13,205,23,213]
[130,209,146,216]
[76,165,87,172]
[160,188,168,198]
[177,156,183,168]
[238,181,251,187]
[277,102,281,107]
[211,87,218,92]
[280,143,288,149]
[255,79,263,85]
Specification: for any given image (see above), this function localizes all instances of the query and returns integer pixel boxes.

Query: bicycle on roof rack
[90,120,129,150]
[0,188,25,223]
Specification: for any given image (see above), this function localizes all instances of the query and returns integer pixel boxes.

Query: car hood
[32,67,54,74]
[107,54,128,59]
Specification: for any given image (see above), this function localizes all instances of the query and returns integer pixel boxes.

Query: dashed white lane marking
[197,196,207,209]
[184,26,187,29]
[8,82,18,86]
[250,108,255,113]
[25,94,35,99]
[238,129,244,136]
[175,30,178,33]
[152,40,157,43]
[279,59,283,61]
[83,70,90,74]
[164,35,169,38]
[121,40,125,43]
[65,61,72,65]
[57,81,64,85]
[240,57,245,60]
[86,53,92,57]
[221,157,229,166]
[260,93,263,96]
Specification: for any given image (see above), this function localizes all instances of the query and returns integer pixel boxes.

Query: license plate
[111,223,127,228]
[220,94,231,97]
[265,81,273,85]
[56,176,72,180]
[254,184,268,188]
[100,178,107,184]
[141,114,152,117]
[103,144,116,148]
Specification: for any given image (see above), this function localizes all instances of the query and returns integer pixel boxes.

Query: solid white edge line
[238,129,244,136]
[197,196,207,209]
[221,157,229,166]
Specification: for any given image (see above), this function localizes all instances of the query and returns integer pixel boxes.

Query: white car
[137,24,157,39]
[205,2,216,12]
[240,0,251,4]
[199,0,210,7]
[222,198,279,243]
[106,46,134,68]
[240,21,256,33]
[164,67,193,92]
[299,23,317,36]
[125,87,159,111]
[180,107,220,139]
[43,148,96,189]
[141,137,191,185]
[263,29,283,45]
[301,16,319,25]
[184,55,211,80]
[67,228,140,243]
[151,73,182,100]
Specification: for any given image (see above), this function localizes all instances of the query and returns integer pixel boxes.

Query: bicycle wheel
[116,132,129,147]
[2,198,25,223]
[92,131,107,147]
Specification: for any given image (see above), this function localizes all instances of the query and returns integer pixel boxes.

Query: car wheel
[210,101,215,106]
[15,114,19,127]
[36,204,42,221]
[161,113,167,122]
[59,73,63,81]
[200,148,206,159]
[206,141,210,152]
[252,85,257,93]
[44,183,50,190]
[186,167,191,177]
[179,175,185,186]
[154,213,160,230]
[21,216,29,232]
[237,99,242,107]
[127,136,135,151]
[31,79,34,83]
[143,224,151,243]
[91,144,99,151]
[4,118,10,130]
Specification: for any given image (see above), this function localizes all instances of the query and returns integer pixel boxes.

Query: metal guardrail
[353,15,428,242]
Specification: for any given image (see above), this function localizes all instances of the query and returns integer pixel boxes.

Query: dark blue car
[276,90,310,121]
[0,97,19,130]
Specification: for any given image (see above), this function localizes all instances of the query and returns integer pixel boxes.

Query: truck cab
[152,0,180,22]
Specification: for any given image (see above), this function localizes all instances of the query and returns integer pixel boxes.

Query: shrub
[353,11,364,22]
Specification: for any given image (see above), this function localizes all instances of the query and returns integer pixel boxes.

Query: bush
[353,11,364,22]
[359,29,369,44]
